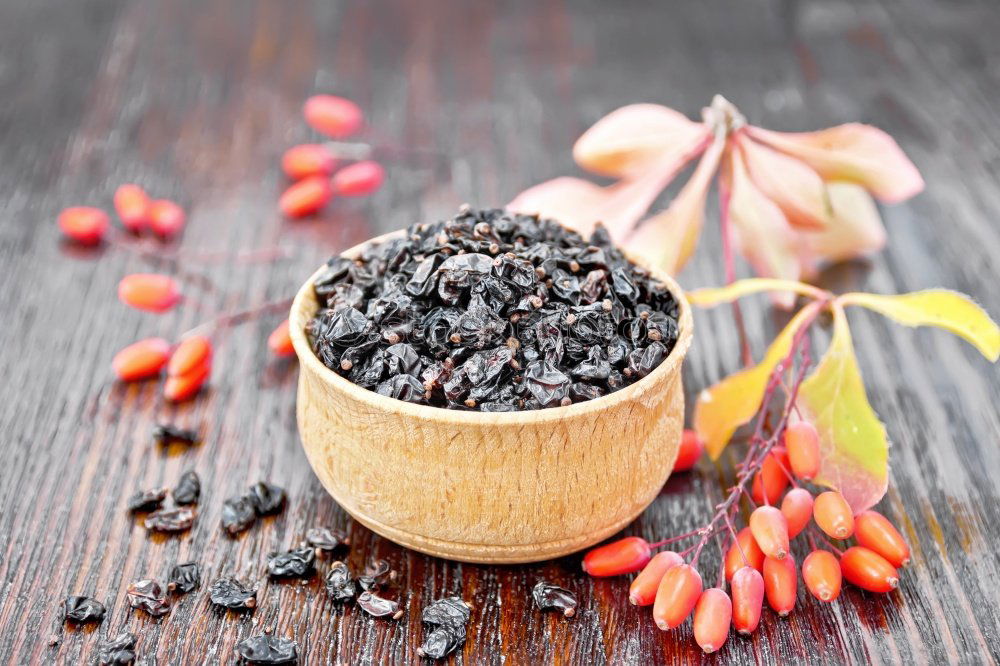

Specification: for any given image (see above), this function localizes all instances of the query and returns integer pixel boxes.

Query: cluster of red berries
[582,422,911,654]
[278,95,385,218]
[58,185,185,246]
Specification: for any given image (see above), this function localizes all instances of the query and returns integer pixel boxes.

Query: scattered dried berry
[144,506,195,532]
[279,176,333,218]
[267,547,316,578]
[331,160,384,197]
[168,336,212,377]
[357,591,403,619]
[283,143,336,180]
[63,596,106,624]
[417,597,471,660]
[113,338,172,381]
[357,559,393,591]
[221,495,257,535]
[249,481,286,516]
[303,95,363,138]
[325,561,356,602]
[98,632,136,665]
[114,184,151,233]
[153,424,199,445]
[127,487,168,512]
[118,273,181,313]
[58,206,110,245]
[148,199,186,238]
[305,527,348,552]
[126,579,169,616]
[209,577,257,610]
[268,320,295,357]
[172,470,200,505]
[532,581,577,618]
[167,562,201,594]
[236,635,298,664]
[307,209,680,411]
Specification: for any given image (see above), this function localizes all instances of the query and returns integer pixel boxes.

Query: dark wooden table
[2,0,999,663]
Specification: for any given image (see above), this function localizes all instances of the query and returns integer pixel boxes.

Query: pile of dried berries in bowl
[307,207,681,411]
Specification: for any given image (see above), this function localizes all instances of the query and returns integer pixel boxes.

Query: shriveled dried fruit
[249,481,286,515]
[532,581,577,618]
[168,336,212,377]
[209,577,257,610]
[144,507,195,532]
[325,561,356,602]
[282,143,336,180]
[113,338,171,381]
[172,470,200,505]
[417,597,471,660]
[64,596,106,624]
[331,160,384,197]
[126,579,169,616]
[114,184,151,233]
[840,546,899,593]
[98,632,136,665]
[167,562,201,594]
[855,510,910,568]
[582,536,651,577]
[303,95,364,138]
[357,591,403,619]
[267,547,316,578]
[279,176,332,218]
[652,564,701,630]
[802,549,842,602]
[306,527,348,551]
[268,320,295,357]
[152,424,198,445]
[127,487,168,512]
[629,550,683,606]
[236,635,298,664]
[58,206,109,245]
[221,495,257,535]
[118,274,181,313]
[357,559,393,591]
[148,199,186,238]
[814,491,855,539]
[693,588,732,653]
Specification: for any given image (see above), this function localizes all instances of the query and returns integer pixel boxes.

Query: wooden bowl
[289,231,693,563]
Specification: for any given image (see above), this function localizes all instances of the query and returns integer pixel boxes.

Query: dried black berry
[417,597,471,660]
[417,626,467,660]
[267,547,316,578]
[63,596,105,624]
[307,208,680,411]
[167,562,201,594]
[325,561,356,602]
[152,424,198,445]
[357,559,393,591]
[126,579,169,616]
[249,481,286,516]
[98,632,136,665]
[236,635,298,664]
[305,527,348,551]
[421,596,471,627]
[221,495,257,535]
[127,487,168,512]
[532,581,577,617]
[144,506,195,532]
[209,577,257,610]
[172,470,200,505]
[357,591,403,619]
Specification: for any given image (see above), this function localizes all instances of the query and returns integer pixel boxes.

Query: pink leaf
[746,124,924,203]
[797,182,886,277]
[737,134,831,230]
[573,104,710,179]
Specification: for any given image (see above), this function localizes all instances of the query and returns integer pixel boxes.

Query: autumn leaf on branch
[508,95,923,289]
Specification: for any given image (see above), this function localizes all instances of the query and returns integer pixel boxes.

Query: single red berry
[730,566,764,634]
[841,546,899,593]
[148,199,186,238]
[724,527,765,581]
[629,551,683,606]
[751,451,790,505]
[58,206,109,245]
[855,511,910,568]
[279,176,333,218]
[332,160,384,197]
[673,429,703,472]
[582,536,651,577]
[785,421,821,480]
[814,491,855,539]
[303,95,364,138]
[693,588,732,654]
[164,361,210,402]
[652,564,702,630]
[168,335,212,377]
[118,273,181,313]
[282,143,336,180]
[763,554,797,616]
[802,549,842,602]
[268,319,295,357]
[749,505,790,561]
[112,338,171,381]
[780,487,814,539]
[114,184,152,233]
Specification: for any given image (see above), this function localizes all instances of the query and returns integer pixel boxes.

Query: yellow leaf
[695,301,822,459]
[798,303,888,513]
[687,278,827,307]
[839,290,1000,362]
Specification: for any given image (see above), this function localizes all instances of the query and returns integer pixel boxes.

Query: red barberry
[303,95,363,138]
[730,566,764,634]
[840,546,899,593]
[112,338,171,381]
[164,361,210,402]
[148,199,186,238]
[855,511,910,568]
[282,143,336,180]
[332,160,384,197]
[279,176,333,218]
[802,549,842,602]
[168,336,212,377]
[784,421,821,480]
[749,505,789,561]
[629,551,683,606]
[652,564,702,630]
[118,274,181,313]
[780,487,814,539]
[268,319,295,357]
[58,206,109,245]
[582,536,651,577]
[751,451,790,505]
[693,588,732,653]
[814,491,854,539]
[763,554,797,616]
[724,527,765,581]
[673,429,703,472]
[114,184,151,233]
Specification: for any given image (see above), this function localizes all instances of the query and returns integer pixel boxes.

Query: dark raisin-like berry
[126,579,169,616]
[167,562,201,594]
[172,471,200,505]
[152,424,198,445]
[532,581,577,617]
[357,591,403,619]
[98,632,136,665]
[249,481,286,515]
[325,561,356,602]
[305,527,348,551]
[127,487,168,512]
[357,559,393,591]
[63,596,105,624]
[236,635,298,664]
[209,577,257,610]
[267,547,316,578]
[221,495,257,535]
[416,597,471,660]
[417,626,467,660]
[144,506,195,532]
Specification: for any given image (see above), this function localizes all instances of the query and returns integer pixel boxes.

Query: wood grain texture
[1,0,999,663]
